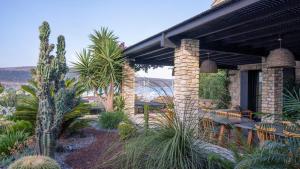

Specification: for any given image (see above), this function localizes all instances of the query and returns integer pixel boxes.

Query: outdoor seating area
[199,109,300,147]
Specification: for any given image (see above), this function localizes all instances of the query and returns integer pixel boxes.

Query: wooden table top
[201,112,287,137]
[201,113,252,125]
[234,122,286,137]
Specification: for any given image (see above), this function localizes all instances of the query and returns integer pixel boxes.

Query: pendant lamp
[200,52,218,73]
[267,38,295,68]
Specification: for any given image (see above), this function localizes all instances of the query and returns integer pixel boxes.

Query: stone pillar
[174,39,200,120]
[122,61,135,116]
[228,70,240,109]
[261,59,283,122]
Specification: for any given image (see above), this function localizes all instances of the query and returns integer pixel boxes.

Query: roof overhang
[124,0,300,69]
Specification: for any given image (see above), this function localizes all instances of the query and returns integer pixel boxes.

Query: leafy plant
[6,120,33,135]
[99,111,125,129]
[73,27,123,112]
[64,118,91,136]
[0,89,18,107]
[283,88,300,121]
[114,95,125,112]
[118,121,137,140]
[0,119,15,134]
[8,155,60,169]
[0,131,29,158]
[198,70,231,109]
[14,78,90,135]
[235,140,300,169]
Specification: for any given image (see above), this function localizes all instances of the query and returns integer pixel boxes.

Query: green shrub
[0,131,29,158]
[8,155,60,169]
[99,112,125,129]
[65,119,91,136]
[7,120,33,135]
[0,119,15,134]
[118,122,137,140]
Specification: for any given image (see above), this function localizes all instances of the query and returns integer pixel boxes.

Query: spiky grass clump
[8,155,60,169]
[103,109,233,169]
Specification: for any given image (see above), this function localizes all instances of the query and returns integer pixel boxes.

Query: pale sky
[0,0,212,79]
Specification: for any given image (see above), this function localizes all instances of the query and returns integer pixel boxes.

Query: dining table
[200,111,288,146]
[200,112,253,145]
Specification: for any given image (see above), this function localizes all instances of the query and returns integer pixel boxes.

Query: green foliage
[64,119,91,136]
[283,88,300,121]
[0,119,15,134]
[199,70,231,109]
[14,79,90,131]
[114,95,125,112]
[99,112,125,129]
[143,104,149,132]
[235,140,300,169]
[0,83,4,94]
[108,110,233,169]
[0,89,18,107]
[73,27,123,112]
[118,122,137,140]
[0,131,29,158]
[8,155,60,169]
[216,70,231,109]
[199,71,227,100]
[6,120,33,135]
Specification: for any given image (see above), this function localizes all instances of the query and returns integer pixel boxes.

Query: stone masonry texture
[174,39,200,120]
[122,61,135,116]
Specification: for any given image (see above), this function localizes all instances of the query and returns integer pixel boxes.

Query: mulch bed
[64,128,122,169]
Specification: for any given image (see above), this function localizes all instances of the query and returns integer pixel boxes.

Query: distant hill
[0,66,172,89]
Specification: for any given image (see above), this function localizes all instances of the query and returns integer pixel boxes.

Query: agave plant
[14,78,90,135]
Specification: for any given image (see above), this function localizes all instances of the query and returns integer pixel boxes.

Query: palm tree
[14,78,90,135]
[73,27,123,112]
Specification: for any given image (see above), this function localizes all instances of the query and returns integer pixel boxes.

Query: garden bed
[59,128,122,169]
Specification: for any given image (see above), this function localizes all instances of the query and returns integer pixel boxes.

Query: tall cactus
[35,21,76,157]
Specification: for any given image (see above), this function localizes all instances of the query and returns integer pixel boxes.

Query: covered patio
[121,0,300,146]
[122,0,300,124]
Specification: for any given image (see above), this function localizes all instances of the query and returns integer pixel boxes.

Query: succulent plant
[35,21,78,157]
[8,155,60,169]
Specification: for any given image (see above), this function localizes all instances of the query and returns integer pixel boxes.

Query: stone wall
[174,39,199,120]
[228,70,240,109]
[122,61,135,116]
[261,63,283,122]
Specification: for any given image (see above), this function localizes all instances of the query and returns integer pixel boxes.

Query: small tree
[35,21,78,157]
[74,28,123,112]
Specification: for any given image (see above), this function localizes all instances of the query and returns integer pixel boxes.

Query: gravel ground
[55,120,122,169]
[55,133,96,169]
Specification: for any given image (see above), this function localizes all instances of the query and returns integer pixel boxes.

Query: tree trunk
[106,81,114,112]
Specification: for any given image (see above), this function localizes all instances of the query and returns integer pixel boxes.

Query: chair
[199,118,218,141]
[241,110,253,119]
[255,123,276,144]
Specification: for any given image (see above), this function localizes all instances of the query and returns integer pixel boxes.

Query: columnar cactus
[35,21,77,157]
